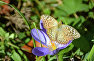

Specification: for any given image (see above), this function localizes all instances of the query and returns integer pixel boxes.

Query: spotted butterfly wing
[41,15,80,44]
[56,25,80,44]
[41,15,58,41]
[46,26,58,41]
[41,15,58,29]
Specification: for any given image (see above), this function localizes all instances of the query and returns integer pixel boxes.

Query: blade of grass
[32,37,36,48]
[87,45,94,61]
[32,37,38,61]
[33,22,45,61]
[18,50,28,61]
[0,1,30,30]
[7,42,20,49]
[33,22,42,47]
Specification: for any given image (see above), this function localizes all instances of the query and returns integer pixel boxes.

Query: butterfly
[41,15,80,44]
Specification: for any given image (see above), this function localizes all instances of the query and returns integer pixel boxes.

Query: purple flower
[31,20,72,56]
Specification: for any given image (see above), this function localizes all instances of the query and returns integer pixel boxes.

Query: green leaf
[5,33,9,41]
[43,8,51,15]
[84,45,94,61]
[83,52,89,61]
[18,32,26,39]
[25,38,30,43]
[9,33,15,39]
[73,36,90,53]
[58,43,74,61]
[18,50,28,61]
[0,42,5,54]
[0,27,6,37]
[58,17,78,25]
[0,27,10,41]
[88,12,94,19]
[58,16,86,29]
[54,0,89,16]
[72,48,84,56]
[91,39,94,42]
[48,55,56,61]
[87,45,94,61]
[0,0,5,6]
[11,50,22,61]
[89,0,94,9]
[30,15,39,22]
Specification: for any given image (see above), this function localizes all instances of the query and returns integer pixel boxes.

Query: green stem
[33,22,42,47]
[32,37,36,48]
[36,56,38,61]
[56,54,59,61]
[58,54,63,61]
[7,42,20,49]
[43,56,46,61]
[33,22,46,61]
[32,37,38,61]
[58,43,74,61]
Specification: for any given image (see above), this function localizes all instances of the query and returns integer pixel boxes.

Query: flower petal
[40,20,46,32]
[49,49,59,55]
[31,29,51,46]
[57,40,72,50]
[48,40,72,55]
[32,47,51,56]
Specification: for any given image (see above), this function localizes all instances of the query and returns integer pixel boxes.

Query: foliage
[0,0,94,61]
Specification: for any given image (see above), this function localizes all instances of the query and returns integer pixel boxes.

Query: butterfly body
[41,15,80,44]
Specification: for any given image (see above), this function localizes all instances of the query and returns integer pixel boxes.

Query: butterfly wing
[41,15,58,29]
[46,26,58,41]
[56,25,80,44]
[41,15,80,44]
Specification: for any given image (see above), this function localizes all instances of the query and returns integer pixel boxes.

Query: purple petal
[40,20,46,33]
[40,20,43,29]
[49,49,59,55]
[49,40,72,55]
[31,28,50,46]
[58,40,72,50]
[32,47,51,56]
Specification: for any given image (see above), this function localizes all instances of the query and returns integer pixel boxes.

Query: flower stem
[43,56,46,61]
[32,37,36,48]
[32,36,38,61]
[58,54,63,61]
[33,22,45,61]
[56,54,59,61]
[33,22,42,47]
[36,56,38,61]
[58,43,74,61]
